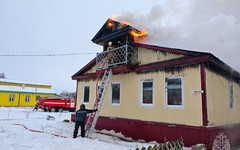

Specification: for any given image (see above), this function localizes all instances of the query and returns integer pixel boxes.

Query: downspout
[201,63,208,126]
[18,93,21,107]
[75,80,79,111]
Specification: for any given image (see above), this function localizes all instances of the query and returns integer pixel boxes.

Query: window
[164,76,184,109]
[83,85,90,103]
[9,94,15,102]
[229,82,234,109]
[36,96,40,101]
[25,95,30,102]
[139,79,154,107]
[110,82,121,105]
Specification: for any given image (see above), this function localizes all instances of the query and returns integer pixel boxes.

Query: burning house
[72,18,240,148]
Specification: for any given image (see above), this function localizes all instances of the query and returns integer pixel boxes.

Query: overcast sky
[0,0,239,93]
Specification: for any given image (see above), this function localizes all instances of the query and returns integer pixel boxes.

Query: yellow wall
[77,65,203,126]
[0,82,51,89]
[137,47,184,65]
[0,92,19,106]
[205,68,240,126]
[85,66,96,74]
[75,46,240,127]
[0,92,55,107]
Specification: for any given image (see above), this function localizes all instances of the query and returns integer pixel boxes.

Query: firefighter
[106,41,114,51]
[32,104,38,111]
[73,104,98,138]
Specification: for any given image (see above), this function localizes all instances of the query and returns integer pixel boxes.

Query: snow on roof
[0,78,51,86]
[0,85,56,94]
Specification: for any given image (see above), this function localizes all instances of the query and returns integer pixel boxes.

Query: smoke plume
[116,0,240,71]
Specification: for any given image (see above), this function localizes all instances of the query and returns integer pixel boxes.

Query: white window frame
[229,82,234,110]
[110,81,121,106]
[139,78,155,108]
[82,84,90,104]
[164,75,185,109]
[25,95,30,102]
[9,94,15,102]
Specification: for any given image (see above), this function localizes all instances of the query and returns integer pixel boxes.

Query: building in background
[0,78,56,107]
[72,19,240,148]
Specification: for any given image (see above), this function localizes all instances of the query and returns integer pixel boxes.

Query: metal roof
[0,85,56,94]
[0,78,52,86]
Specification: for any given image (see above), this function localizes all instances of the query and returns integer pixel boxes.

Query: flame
[120,21,130,27]
[106,15,148,39]
[107,19,114,28]
[110,15,118,20]
[107,15,118,28]
[130,29,148,37]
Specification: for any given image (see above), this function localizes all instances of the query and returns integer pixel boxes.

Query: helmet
[80,104,85,109]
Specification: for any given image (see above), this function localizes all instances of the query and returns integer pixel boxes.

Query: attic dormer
[92,18,147,69]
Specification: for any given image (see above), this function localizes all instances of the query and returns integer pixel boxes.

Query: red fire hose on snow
[14,123,68,138]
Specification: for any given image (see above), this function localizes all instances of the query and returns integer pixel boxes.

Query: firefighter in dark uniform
[33,103,38,111]
[73,104,98,138]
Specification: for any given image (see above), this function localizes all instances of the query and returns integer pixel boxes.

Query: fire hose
[13,56,117,138]
[14,123,68,138]
[14,56,114,138]
[85,55,112,133]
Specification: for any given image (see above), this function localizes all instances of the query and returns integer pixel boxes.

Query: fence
[96,45,134,69]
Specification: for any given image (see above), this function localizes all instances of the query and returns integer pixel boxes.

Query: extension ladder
[85,69,112,138]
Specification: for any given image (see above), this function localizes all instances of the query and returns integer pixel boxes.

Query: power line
[0,52,98,57]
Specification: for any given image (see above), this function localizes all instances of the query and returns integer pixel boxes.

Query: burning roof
[92,18,147,46]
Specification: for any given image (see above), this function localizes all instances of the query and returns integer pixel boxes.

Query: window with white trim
[139,79,154,107]
[164,76,184,109]
[25,95,30,102]
[229,82,234,109]
[9,94,15,102]
[110,82,121,105]
[83,85,90,103]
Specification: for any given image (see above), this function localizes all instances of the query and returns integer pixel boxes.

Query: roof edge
[72,55,210,80]
[0,78,52,87]
[72,58,96,78]
[134,43,211,56]
[72,43,240,81]
[134,55,210,73]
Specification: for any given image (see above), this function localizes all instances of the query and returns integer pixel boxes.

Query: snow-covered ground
[0,107,191,150]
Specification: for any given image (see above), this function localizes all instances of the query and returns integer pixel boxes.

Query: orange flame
[110,15,118,20]
[107,15,118,28]
[107,19,114,28]
[130,29,148,37]
[120,21,130,27]
[106,15,148,39]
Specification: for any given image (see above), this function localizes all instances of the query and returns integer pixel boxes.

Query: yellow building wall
[137,47,184,65]
[77,65,203,126]
[205,68,240,126]
[0,92,19,106]
[85,66,97,74]
[0,92,55,107]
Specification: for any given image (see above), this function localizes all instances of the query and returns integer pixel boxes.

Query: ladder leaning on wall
[85,69,112,138]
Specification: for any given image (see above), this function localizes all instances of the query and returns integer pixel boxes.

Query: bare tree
[0,73,6,78]
[60,90,76,99]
